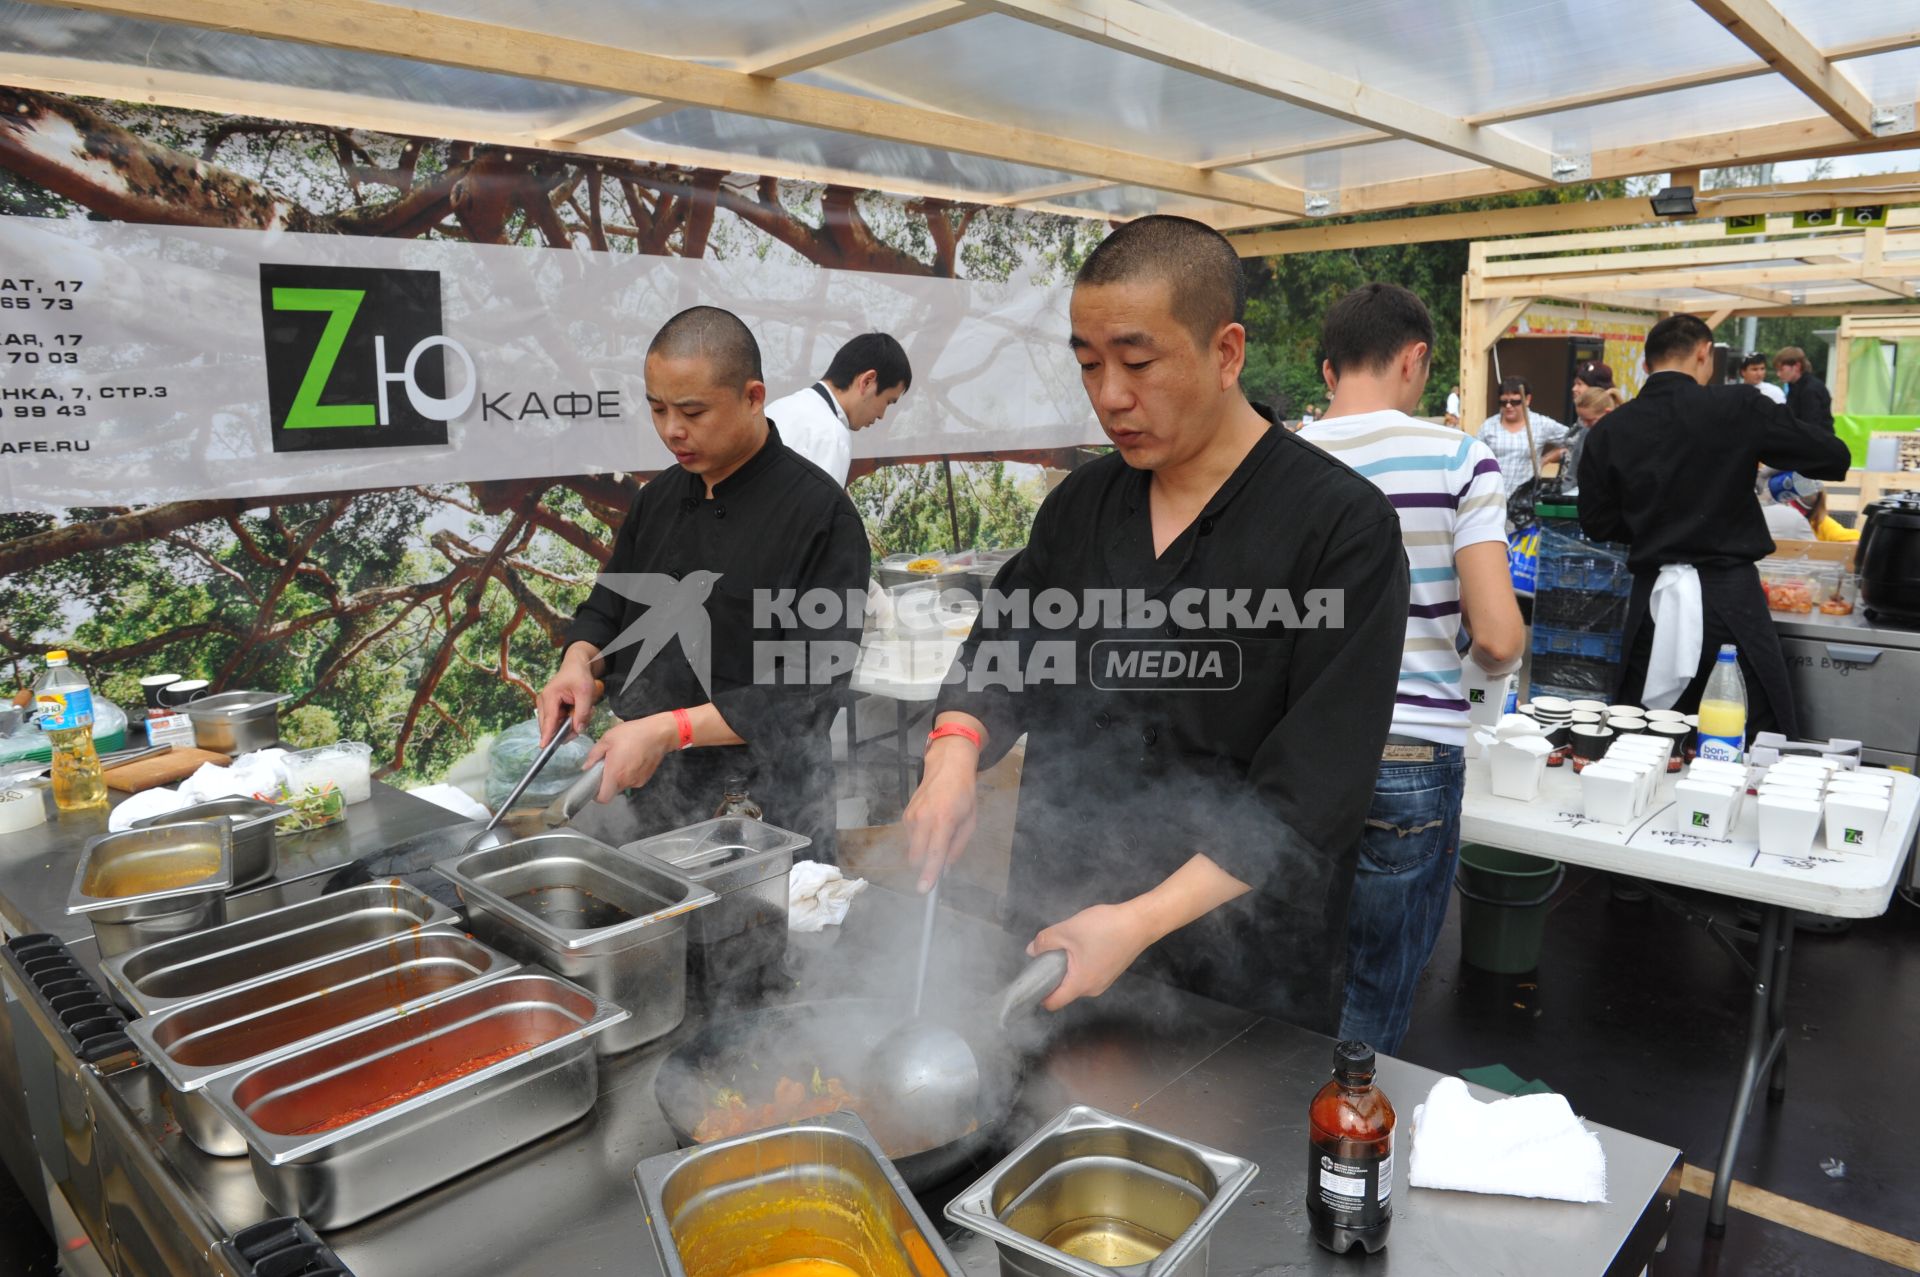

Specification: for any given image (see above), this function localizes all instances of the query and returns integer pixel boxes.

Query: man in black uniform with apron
[537,306,869,858]
[901,217,1409,1032]
[1577,314,1850,734]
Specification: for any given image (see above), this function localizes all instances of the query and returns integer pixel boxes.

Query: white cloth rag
[787,859,868,932]
[406,783,492,823]
[1408,1077,1608,1203]
[1643,564,1703,711]
[105,786,191,833]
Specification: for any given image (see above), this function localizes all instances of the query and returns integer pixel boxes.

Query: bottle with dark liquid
[1307,1040,1394,1254]
[714,776,763,820]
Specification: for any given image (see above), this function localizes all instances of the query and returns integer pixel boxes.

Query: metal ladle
[863,947,1068,1140]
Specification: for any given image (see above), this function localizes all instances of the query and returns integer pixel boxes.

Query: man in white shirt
[1740,351,1788,404]
[1477,375,1569,499]
[1302,283,1524,1053]
[764,333,912,485]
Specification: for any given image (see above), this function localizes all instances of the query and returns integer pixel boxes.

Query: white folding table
[1462,763,1919,1234]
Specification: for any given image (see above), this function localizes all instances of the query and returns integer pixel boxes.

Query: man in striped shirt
[1301,284,1524,1054]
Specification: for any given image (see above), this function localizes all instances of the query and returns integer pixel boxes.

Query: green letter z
[273,287,375,428]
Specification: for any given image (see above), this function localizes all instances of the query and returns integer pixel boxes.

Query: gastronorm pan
[132,796,292,890]
[100,880,455,1017]
[201,972,626,1228]
[125,927,519,1157]
[437,832,713,1054]
[636,1109,960,1277]
[945,1105,1258,1277]
[68,823,233,958]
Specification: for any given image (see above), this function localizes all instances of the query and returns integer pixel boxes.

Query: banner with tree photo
[0,89,1102,782]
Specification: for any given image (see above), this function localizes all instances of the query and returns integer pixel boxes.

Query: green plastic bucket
[1455,845,1564,974]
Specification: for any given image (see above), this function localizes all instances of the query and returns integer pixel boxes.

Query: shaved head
[1074,214,1246,348]
[647,305,764,390]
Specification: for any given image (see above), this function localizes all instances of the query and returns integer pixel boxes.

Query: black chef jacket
[562,423,869,859]
[937,417,1409,1033]
[1577,372,1850,733]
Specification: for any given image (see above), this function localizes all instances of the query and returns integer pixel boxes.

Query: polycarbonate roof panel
[805,15,1343,165]
[1123,0,1758,120]
[0,3,613,114]
[404,0,890,63]
[1229,139,1481,193]
[1503,75,1844,156]
[627,112,1081,197]
[2,0,1918,225]
[1835,47,1920,102]
[1771,0,1920,52]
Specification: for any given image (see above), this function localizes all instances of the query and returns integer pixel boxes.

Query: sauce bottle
[714,776,763,820]
[1307,1040,1394,1254]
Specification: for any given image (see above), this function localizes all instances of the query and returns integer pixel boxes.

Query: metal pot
[186,691,289,754]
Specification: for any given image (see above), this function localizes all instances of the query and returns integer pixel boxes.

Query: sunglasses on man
[1499,396,1526,406]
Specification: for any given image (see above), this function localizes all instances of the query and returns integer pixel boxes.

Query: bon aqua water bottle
[1695,645,1748,763]
[35,651,107,812]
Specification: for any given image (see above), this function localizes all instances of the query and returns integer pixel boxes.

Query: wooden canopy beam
[1231,171,1920,257]
[1690,0,1878,137]
[537,0,978,144]
[994,127,1389,211]
[969,0,1559,180]
[26,0,1307,215]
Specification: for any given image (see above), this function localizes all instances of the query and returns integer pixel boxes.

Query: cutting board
[104,748,231,793]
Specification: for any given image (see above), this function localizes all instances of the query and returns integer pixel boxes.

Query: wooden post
[1460,278,1484,431]
[1832,314,1854,414]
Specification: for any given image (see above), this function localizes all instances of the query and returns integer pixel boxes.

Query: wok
[655,951,1066,1192]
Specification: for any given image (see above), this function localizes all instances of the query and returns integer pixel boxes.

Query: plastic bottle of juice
[35,651,107,811]
[1695,645,1748,763]
[1307,1040,1395,1254]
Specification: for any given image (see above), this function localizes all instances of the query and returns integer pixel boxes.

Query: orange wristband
[672,707,694,750]
[927,723,983,751]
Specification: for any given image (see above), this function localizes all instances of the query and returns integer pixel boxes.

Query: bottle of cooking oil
[1307,1040,1394,1254]
[714,776,762,820]
[35,651,106,812]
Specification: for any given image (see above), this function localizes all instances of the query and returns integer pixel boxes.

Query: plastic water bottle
[35,650,106,811]
[1695,645,1748,763]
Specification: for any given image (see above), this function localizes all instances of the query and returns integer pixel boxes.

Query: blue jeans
[1338,746,1465,1056]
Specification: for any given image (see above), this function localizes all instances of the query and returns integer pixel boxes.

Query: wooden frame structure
[1460,211,1920,420]
[1832,312,1920,414]
[4,0,1920,231]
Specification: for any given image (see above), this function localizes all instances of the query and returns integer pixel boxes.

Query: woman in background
[1557,385,1622,494]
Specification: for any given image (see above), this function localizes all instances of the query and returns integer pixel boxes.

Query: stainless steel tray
[67,823,234,959]
[126,927,519,1158]
[131,796,292,890]
[436,832,714,1055]
[636,1109,961,1277]
[945,1105,1258,1277]
[101,881,456,1017]
[623,817,808,986]
[201,972,626,1228]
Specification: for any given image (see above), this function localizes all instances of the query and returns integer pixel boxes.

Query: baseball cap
[1767,471,1823,505]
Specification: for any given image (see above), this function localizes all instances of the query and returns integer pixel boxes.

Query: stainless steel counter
[2,784,1680,1276]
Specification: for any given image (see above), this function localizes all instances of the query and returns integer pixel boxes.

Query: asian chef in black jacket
[901,216,1410,1032]
[1578,313,1851,734]
[537,306,870,859]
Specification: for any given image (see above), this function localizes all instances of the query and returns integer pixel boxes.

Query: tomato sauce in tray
[292,1041,537,1135]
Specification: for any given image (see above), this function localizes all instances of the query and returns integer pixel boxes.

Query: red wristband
[671,707,694,750]
[927,723,983,751]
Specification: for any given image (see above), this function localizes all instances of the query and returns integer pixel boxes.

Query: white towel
[1408,1077,1608,1203]
[105,786,190,833]
[406,783,492,823]
[178,749,290,803]
[1643,564,1702,711]
[787,859,868,932]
